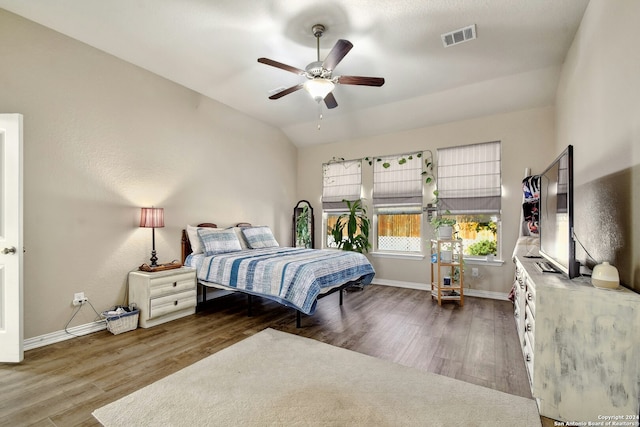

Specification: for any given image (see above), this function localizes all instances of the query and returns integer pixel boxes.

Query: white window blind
[322,160,362,210]
[373,153,423,207]
[437,141,501,214]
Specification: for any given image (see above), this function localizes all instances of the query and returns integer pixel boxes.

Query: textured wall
[297,107,556,295]
[0,9,297,338]
[556,0,640,292]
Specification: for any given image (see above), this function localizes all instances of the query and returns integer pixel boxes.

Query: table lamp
[139,207,164,267]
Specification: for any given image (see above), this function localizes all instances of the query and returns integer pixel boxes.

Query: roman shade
[436,141,501,214]
[322,160,362,210]
[373,153,423,207]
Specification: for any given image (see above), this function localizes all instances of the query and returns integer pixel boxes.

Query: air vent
[441,24,476,48]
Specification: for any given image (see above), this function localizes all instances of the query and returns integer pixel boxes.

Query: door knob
[2,247,16,255]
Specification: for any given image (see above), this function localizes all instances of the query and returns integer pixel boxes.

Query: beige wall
[0,10,297,338]
[556,0,640,291]
[297,106,556,294]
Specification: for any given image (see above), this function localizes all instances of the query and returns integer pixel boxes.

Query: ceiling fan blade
[324,92,338,109]
[322,39,353,71]
[337,75,385,87]
[258,58,306,75]
[268,83,304,100]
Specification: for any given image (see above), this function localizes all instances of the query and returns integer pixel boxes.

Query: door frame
[0,113,24,363]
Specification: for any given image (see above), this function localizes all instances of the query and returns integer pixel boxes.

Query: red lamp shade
[139,207,164,229]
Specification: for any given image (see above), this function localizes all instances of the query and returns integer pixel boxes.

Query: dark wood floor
[0,285,548,426]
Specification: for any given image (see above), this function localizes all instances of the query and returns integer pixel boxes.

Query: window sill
[464,257,505,266]
[369,252,504,265]
[371,251,425,261]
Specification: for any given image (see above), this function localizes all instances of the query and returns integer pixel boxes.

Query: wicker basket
[102,308,139,335]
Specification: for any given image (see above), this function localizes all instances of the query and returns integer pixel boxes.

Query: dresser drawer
[523,332,534,385]
[149,289,197,319]
[525,284,536,316]
[148,273,196,298]
[515,265,526,288]
[525,304,535,348]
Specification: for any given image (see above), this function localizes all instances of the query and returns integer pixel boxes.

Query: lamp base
[150,249,159,267]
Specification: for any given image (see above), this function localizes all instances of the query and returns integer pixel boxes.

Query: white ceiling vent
[441,24,476,48]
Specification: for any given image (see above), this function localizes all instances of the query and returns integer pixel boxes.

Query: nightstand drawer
[149,289,197,319]
[149,274,195,298]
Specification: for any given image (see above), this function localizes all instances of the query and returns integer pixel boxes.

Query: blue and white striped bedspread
[190,247,375,315]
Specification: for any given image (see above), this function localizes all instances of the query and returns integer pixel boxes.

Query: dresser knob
[173,282,177,287]
[174,301,178,306]
[526,354,532,362]
[526,324,532,332]
[527,293,533,301]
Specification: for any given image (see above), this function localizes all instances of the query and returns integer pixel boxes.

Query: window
[322,160,362,247]
[376,207,422,252]
[436,142,501,258]
[373,153,423,253]
[325,210,367,249]
[453,214,499,256]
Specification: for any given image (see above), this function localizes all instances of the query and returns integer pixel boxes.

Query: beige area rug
[93,328,540,426]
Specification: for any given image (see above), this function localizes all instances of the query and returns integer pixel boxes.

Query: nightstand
[128,267,197,328]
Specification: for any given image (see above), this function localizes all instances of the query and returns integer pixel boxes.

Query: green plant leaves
[329,199,371,253]
[467,239,497,256]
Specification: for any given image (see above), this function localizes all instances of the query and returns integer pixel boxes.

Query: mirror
[292,200,314,248]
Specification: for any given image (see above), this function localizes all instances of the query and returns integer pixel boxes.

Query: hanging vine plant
[362,150,434,184]
[364,153,419,168]
[422,150,434,184]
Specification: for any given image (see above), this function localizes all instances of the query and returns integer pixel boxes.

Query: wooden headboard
[181,222,252,264]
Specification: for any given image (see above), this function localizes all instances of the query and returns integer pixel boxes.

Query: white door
[0,114,24,363]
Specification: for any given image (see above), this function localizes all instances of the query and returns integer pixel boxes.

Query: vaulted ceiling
[0,0,590,146]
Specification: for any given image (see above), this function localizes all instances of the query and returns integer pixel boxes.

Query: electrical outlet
[471,268,479,277]
[72,292,88,306]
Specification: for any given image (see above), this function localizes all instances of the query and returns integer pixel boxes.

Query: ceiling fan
[257,24,385,109]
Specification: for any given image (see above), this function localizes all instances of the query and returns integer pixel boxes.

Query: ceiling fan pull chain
[317,102,323,130]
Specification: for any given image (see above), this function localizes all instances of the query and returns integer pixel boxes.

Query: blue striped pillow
[241,226,279,249]
[198,228,242,255]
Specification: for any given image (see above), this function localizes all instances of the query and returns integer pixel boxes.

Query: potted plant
[430,211,457,240]
[329,199,371,254]
[295,203,311,248]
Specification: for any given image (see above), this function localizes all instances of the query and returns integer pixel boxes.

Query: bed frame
[180,223,359,327]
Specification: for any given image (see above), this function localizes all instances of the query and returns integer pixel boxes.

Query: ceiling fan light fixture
[257,22,384,113]
[304,78,335,102]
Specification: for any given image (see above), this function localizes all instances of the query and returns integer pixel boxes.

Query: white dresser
[128,268,197,328]
[513,256,640,422]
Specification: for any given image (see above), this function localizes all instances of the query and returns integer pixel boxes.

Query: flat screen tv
[539,145,579,278]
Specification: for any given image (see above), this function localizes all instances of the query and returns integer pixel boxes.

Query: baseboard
[24,320,107,351]
[372,279,509,301]
[24,282,508,351]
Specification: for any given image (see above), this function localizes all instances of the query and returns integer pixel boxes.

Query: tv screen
[539,145,578,278]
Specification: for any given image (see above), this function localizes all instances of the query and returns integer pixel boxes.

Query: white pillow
[187,225,203,254]
[231,227,250,250]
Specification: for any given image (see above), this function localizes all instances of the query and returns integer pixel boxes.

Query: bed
[181,223,376,327]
